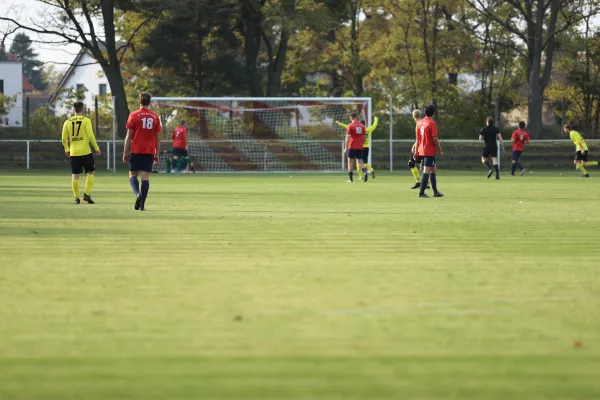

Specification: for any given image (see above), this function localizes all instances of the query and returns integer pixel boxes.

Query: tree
[0,93,17,126]
[9,33,46,91]
[0,0,156,137]
[464,0,600,136]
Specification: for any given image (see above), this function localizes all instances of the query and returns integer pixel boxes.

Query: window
[75,84,86,100]
[98,83,107,96]
[0,79,4,94]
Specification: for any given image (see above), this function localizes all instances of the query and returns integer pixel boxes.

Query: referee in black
[479,117,504,180]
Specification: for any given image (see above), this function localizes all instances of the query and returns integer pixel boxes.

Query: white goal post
[150,97,373,173]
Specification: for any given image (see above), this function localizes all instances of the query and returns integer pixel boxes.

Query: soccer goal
[151,97,372,173]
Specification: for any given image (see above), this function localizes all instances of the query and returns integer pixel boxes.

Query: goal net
[150,97,372,173]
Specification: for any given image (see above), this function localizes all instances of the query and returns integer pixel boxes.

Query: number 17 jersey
[61,116,99,156]
[126,108,162,155]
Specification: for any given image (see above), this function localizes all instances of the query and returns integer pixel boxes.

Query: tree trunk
[241,1,263,97]
[104,66,129,138]
[527,0,545,137]
[266,31,289,96]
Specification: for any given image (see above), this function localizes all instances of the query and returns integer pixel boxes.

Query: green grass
[0,170,599,399]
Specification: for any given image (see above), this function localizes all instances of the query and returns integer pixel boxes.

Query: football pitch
[0,170,599,399]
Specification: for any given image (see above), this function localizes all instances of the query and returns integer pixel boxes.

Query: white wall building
[0,61,24,127]
[49,49,110,116]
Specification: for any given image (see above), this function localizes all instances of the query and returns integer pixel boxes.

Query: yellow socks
[85,174,95,196]
[586,161,598,167]
[577,164,588,175]
[410,167,420,182]
[356,165,364,179]
[72,179,80,199]
[365,163,374,172]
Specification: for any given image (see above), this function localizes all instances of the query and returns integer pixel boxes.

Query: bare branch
[117,17,153,64]
[0,16,85,47]
[465,0,528,43]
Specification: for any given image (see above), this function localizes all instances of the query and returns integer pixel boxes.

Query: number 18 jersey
[126,108,162,155]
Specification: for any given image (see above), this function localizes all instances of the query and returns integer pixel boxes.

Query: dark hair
[424,105,435,117]
[518,121,526,129]
[563,124,572,130]
[360,120,366,125]
[73,101,84,113]
[181,120,186,126]
[486,117,495,126]
[140,92,152,106]
[350,113,358,120]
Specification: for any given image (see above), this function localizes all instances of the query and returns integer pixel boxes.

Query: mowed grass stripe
[0,171,599,399]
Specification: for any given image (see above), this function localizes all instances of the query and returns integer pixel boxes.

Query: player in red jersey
[123,92,162,211]
[510,121,530,176]
[414,105,444,198]
[171,120,188,173]
[343,113,369,182]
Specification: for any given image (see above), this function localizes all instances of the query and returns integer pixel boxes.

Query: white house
[49,48,110,116]
[0,61,24,127]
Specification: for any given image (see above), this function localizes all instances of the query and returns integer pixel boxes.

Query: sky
[1,0,83,71]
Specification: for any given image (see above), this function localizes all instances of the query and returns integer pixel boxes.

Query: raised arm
[366,116,379,134]
[336,121,349,129]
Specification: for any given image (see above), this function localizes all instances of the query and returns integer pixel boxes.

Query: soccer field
[0,171,599,399]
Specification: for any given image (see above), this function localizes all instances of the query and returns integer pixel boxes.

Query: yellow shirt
[336,117,378,148]
[61,116,99,156]
[570,130,588,152]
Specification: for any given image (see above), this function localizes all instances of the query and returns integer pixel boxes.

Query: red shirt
[346,121,366,150]
[416,117,438,157]
[511,129,530,151]
[172,126,187,149]
[126,108,162,155]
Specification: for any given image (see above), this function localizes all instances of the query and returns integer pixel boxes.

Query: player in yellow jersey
[564,124,598,178]
[336,116,378,179]
[61,101,101,204]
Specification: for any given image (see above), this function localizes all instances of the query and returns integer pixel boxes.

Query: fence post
[341,141,345,171]
[95,96,99,139]
[389,95,393,172]
[26,140,30,170]
[112,96,116,174]
[107,142,110,170]
[26,97,30,139]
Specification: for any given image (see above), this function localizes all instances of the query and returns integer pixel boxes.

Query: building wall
[0,62,24,127]
[53,52,110,116]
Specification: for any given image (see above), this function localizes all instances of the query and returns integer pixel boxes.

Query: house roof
[48,41,125,106]
[48,49,85,106]
[22,75,35,91]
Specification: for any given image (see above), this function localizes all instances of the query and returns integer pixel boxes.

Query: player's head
[180,120,186,127]
[518,121,526,129]
[139,92,152,107]
[350,113,358,122]
[424,105,435,118]
[486,117,495,126]
[72,101,84,115]
[412,109,422,122]
[360,119,366,125]
[563,124,572,133]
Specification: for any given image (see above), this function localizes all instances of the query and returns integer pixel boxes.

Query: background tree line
[1,0,599,138]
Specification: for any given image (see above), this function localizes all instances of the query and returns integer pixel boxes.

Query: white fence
[0,138,596,172]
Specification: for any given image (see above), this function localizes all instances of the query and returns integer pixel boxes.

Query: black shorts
[71,153,95,175]
[512,151,522,161]
[347,149,363,160]
[482,147,498,158]
[129,153,155,173]
[423,156,436,167]
[362,148,370,163]
[172,148,188,158]
[576,151,589,162]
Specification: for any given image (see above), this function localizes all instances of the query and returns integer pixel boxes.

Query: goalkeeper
[336,116,378,179]
[162,149,196,173]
